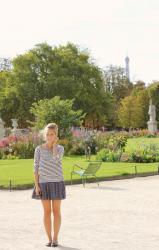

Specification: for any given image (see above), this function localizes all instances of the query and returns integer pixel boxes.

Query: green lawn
[0,154,158,188]
[125,137,159,152]
[1,137,159,188]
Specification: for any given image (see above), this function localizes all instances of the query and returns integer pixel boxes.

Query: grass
[0,137,159,188]
[125,137,159,152]
[0,154,158,188]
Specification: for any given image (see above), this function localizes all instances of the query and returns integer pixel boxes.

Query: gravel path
[1,175,159,250]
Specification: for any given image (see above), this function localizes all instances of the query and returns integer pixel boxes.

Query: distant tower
[125,56,130,80]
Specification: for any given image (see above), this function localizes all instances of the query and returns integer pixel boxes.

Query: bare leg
[41,200,52,242]
[52,200,61,242]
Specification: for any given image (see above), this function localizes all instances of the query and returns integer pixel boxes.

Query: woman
[32,123,66,247]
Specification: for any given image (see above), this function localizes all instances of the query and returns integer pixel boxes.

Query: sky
[0,0,159,83]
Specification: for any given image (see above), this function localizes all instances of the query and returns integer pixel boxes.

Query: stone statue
[0,117,5,139]
[148,99,156,122]
[147,99,157,133]
[11,119,19,135]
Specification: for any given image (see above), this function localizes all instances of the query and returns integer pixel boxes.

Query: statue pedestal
[11,128,19,136]
[147,120,158,133]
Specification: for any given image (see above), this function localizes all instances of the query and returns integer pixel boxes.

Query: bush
[67,138,85,155]
[0,132,43,159]
[145,134,157,138]
[0,148,5,159]
[120,153,129,162]
[128,143,159,163]
[12,141,36,159]
[96,149,121,162]
[95,131,127,153]
[126,129,159,138]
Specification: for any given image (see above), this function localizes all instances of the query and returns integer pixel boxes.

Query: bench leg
[82,176,85,188]
[134,165,137,175]
[94,175,99,187]
[71,173,73,185]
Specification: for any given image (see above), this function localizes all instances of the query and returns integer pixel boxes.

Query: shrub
[0,132,43,159]
[67,137,85,155]
[12,141,35,159]
[127,129,159,138]
[95,131,127,155]
[96,149,121,162]
[128,143,159,163]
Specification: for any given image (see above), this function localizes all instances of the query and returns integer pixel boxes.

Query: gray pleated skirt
[32,181,66,200]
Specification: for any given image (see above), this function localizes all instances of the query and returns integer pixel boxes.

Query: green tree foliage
[132,81,146,94]
[0,70,20,126]
[131,81,149,128]
[104,65,133,101]
[30,96,85,138]
[103,65,133,128]
[1,43,158,130]
[118,95,144,129]
[0,42,112,127]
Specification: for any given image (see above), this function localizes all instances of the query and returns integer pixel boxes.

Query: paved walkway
[1,176,159,250]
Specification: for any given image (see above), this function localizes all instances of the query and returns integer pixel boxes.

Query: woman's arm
[52,145,64,160]
[34,173,39,188]
[33,147,40,187]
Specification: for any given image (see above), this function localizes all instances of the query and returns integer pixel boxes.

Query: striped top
[33,144,64,183]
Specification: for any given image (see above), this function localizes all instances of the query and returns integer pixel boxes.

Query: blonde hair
[43,123,58,140]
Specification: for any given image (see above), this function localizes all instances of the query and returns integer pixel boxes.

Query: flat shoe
[46,241,52,247]
[52,241,58,247]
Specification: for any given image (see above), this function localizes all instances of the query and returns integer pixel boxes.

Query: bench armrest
[72,163,85,171]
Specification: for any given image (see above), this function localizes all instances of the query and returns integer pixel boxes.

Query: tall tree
[6,42,113,127]
[118,95,144,129]
[104,65,133,102]
[131,81,149,128]
[103,65,133,128]
[0,70,20,126]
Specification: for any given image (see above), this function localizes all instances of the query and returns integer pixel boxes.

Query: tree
[136,89,149,128]
[103,65,133,128]
[0,70,20,126]
[30,96,85,138]
[118,95,144,129]
[131,81,149,128]
[8,42,113,127]
[104,65,133,102]
[132,80,146,94]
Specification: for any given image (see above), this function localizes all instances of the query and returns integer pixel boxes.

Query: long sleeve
[33,146,41,174]
[52,145,64,161]
[34,145,64,183]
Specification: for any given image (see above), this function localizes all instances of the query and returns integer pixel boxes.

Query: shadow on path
[58,245,81,250]
[88,186,127,191]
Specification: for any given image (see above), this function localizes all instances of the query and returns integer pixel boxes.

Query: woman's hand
[35,185,42,196]
[53,135,59,146]
[52,136,59,156]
